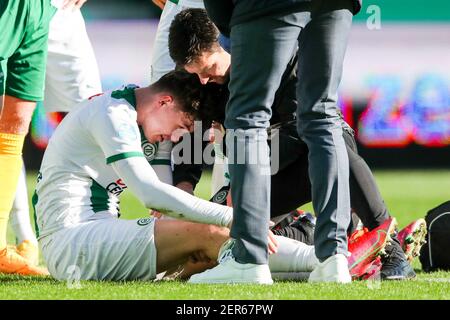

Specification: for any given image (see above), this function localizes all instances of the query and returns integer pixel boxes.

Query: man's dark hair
[169,8,220,66]
[152,70,225,124]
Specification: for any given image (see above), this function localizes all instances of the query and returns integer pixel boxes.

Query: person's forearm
[112,157,232,227]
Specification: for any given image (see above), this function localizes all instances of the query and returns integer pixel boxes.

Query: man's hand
[150,209,163,218]
[152,0,167,10]
[209,121,225,143]
[63,0,87,10]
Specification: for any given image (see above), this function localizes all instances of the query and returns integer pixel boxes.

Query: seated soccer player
[34,70,391,282]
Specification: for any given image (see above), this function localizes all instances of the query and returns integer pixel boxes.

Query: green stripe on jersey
[32,191,40,238]
[150,159,171,166]
[90,179,109,213]
[106,151,144,164]
[169,0,179,4]
[111,86,137,109]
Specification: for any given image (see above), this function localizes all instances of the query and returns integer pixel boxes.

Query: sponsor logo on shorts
[142,141,158,162]
[137,218,153,226]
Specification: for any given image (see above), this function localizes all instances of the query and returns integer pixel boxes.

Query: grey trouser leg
[296,1,354,261]
[225,129,271,264]
[226,10,306,264]
[226,0,354,264]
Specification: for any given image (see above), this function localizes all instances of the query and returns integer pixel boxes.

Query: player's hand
[268,230,279,255]
[209,121,224,143]
[152,0,167,10]
[150,209,163,218]
[63,0,87,10]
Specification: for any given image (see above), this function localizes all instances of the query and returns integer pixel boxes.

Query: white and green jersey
[34,85,147,239]
[34,85,232,240]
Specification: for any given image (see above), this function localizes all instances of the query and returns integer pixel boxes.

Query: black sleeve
[203,0,234,37]
[172,161,203,188]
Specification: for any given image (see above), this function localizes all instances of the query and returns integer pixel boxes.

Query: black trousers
[270,121,389,231]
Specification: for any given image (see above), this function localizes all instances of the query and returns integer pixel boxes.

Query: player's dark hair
[151,70,226,125]
[169,8,220,66]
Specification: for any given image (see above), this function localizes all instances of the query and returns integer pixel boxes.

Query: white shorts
[40,217,157,281]
[44,8,102,112]
[149,0,204,84]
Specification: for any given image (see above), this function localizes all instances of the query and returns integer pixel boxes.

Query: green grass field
[1,169,450,300]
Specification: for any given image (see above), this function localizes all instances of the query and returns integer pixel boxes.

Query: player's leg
[154,219,229,273]
[189,235,318,284]
[344,129,390,230]
[0,0,54,275]
[343,129,416,280]
[268,235,318,273]
[40,217,228,281]
[0,97,49,275]
[158,217,386,282]
[0,97,35,249]
[44,8,102,113]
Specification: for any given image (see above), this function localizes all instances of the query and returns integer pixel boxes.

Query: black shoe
[380,234,416,280]
[271,211,315,245]
[288,213,315,245]
[271,210,301,230]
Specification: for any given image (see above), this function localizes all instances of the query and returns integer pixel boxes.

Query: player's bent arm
[111,156,232,227]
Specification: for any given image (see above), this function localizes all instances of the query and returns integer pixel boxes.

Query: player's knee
[196,224,229,246]
[203,223,228,235]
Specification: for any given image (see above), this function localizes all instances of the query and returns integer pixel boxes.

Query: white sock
[9,162,38,246]
[269,236,318,272]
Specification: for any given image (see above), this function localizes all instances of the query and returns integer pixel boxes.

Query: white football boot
[188,239,273,284]
[308,253,351,283]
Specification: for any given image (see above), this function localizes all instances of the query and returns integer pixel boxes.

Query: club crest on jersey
[212,190,228,204]
[142,141,158,162]
[106,179,127,196]
[137,218,153,226]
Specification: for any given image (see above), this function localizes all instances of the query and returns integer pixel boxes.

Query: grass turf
[1,169,450,300]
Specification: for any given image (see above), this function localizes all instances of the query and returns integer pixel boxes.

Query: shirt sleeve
[89,103,144,165]
[112,156,233,227]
